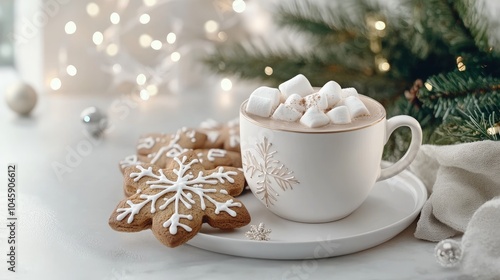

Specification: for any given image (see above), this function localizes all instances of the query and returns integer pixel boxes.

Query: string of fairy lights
[49,0,250,99]
[48,1,393,99]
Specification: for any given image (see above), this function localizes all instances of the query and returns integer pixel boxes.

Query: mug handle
[378,115,422,181]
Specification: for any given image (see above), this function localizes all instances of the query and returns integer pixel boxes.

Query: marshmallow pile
[245,74,370,128]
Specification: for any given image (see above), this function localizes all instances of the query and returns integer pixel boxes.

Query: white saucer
[188,168,427,259]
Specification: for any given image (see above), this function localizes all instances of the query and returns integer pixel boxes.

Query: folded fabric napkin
[409,141,500,278]
[461,197,500,279]
[409,141,500,241]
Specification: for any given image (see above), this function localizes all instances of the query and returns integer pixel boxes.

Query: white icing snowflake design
[115,155,243,235]
[242,137,299,207]
[140,127,198,165]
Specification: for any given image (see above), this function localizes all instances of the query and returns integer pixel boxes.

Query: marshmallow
[300,107,330,128]
[278,74,315,98]
[344,96,370,118]
[318,81,342,108]
[250,86,281,110]
[272,104,302,122]
[246,95,274,117]
[305,92,329,110]
[284,94,306,113]
[326,105,352,124]
[341,87,359,98]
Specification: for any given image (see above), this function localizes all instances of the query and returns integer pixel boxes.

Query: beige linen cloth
[409,141,500,278]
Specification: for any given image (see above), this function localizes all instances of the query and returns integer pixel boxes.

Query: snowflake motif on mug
[242,137,299,207]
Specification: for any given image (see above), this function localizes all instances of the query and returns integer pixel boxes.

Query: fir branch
[454,0,498,55]
[274,0,370,36]
[417,68,500,118]
[434,108,499,144]
[275,7,338,37]
[204,43,406,102]
[389,0,446,59]
[203,41,344,85]
[272,0,376,60]
[420,0,477,54]
[204,36,406,97]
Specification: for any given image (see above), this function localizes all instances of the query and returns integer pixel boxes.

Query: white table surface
[0,69,467,280]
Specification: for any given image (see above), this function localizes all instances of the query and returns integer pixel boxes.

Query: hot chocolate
[242,94,385,133]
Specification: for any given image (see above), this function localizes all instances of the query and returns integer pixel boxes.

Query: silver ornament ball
[81,106,108,136]
[435,239,462,267]
[4,81,38,115]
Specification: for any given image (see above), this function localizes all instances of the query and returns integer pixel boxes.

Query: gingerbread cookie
[136,133,168,155]
[198,118,240,152]
[109,151,250,248]
[121,148,243,196]
[119,154,143,173]
[120,127,208,172]
[135,147,241,172]
[193,148,242,169]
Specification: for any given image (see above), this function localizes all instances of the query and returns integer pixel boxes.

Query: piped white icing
[120,155,142,169]
[115,156,241,235]
[197,149,227,165]
[206,131,220,143]
[200,119,222,130]
[137,137,156,150]
[200,119,221,144]
[181,127,197,143]
[148,128,197,164]
[207,149,227,161]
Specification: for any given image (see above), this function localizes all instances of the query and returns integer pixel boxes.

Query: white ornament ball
[5,81,38,115]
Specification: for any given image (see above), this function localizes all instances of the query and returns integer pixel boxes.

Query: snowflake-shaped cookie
[199,118,240,152]
[109,151,250,247]
[120,148,243,196]
[135,127,208,168]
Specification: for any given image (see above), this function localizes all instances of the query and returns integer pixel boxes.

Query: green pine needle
[418,68,500,118]
[454,0,499,55]
[434,108,499,143]
[274,0,369,36]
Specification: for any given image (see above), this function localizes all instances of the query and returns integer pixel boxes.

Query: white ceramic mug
[240,95,422,223]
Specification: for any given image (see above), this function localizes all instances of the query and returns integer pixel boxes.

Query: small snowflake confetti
[245,223,272,241]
